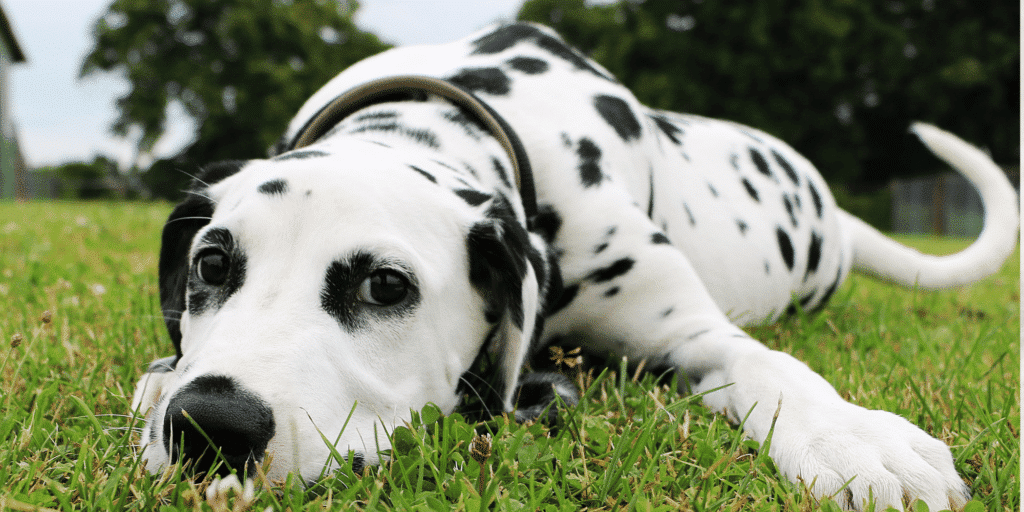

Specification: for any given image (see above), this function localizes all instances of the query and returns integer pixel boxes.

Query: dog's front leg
[670,329,970,511]
[546,213,969,511]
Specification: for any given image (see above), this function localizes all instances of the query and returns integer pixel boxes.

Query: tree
[518,0,1018,187]
[39,155,129,199]
[82,0,391,200]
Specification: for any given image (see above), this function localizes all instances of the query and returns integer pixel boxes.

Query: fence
[890,170,1019,237]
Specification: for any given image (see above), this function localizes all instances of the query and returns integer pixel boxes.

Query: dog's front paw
[768,401,970,511]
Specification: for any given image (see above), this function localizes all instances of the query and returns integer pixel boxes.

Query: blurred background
[0,0,1018,236]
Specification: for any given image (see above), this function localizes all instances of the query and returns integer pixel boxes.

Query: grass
[0,200,1018,511]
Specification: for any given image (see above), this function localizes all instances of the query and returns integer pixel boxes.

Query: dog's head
[132,139,562,481]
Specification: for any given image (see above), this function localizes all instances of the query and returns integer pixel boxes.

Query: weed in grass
[0,202,1017,510]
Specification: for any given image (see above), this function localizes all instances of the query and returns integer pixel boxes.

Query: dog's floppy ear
[464,195,559,416]
[158,160,247,356]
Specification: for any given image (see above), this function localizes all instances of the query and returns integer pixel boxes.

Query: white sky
[3,0,525,169]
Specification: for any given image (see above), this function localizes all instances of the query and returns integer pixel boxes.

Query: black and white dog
[132,23,1018,511]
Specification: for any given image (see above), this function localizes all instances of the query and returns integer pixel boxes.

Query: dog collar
[290,75,537,218]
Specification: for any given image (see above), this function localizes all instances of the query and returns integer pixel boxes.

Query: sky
[3,0,525,170]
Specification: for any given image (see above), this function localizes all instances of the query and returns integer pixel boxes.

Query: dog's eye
[196,249,230,286]
[357,269,409,306]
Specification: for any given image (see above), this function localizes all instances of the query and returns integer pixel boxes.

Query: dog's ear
[158,160,247,356]
[465,195,559,416]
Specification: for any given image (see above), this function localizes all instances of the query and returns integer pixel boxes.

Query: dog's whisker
[176,169,213,189]
[458,372,498,419]
[183,189,214,202]
[165,215,213,225]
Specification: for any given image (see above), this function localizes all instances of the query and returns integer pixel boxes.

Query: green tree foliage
[81,0,390,200]
[37,155,136,199]
[519,0,1018,186]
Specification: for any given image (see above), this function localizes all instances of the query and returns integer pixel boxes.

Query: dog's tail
[839,122,1018,288]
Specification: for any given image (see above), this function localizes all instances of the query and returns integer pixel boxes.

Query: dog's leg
[545,206,969,512]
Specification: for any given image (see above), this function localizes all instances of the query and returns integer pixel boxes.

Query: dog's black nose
[163,375,275,476]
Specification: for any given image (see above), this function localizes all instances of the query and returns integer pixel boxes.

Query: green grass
[0,201,1018,511]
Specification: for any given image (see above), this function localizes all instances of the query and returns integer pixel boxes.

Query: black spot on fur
[199,160,247,186]
[708,183,719,197]
[473,24,613,80]
[738,129,764,143]
[646,171,656,218]
[549,283,579,314]
[535,33,612,80]
[594,95,642,141]
[661,307,674,318]
[272,149,328,161]
[817,268,843,308]
[737,219,749,235]
[354,110,398,122]
[455,189,491,207]
[350,123,440,149]
[805,231,823,278]
[491,157,513,189]
[258,179,288,196]
[649,114,683,145]
[749,148,773,179]
[472,23,541,54]
[604,286,620,297]
[468,196,531,328]
[448,67,511,96]
[531,204,562,243]
[443,108,487,140]
[651,232,671,245]
[741,178,760,202]
[349,453,365,475]
[683,203,696,226]
[577,138,603,187]
[507,56,549,74]
[772,150,799,185]
[783,194,797,227]
[776,227,795,271]
[589,258,635,283]
[809,182,824,218]
[409,165,437,183]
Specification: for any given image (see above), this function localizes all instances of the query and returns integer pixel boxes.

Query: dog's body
[133,23,1018,511]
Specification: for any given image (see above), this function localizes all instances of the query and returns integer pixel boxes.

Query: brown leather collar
[289,75,536,216]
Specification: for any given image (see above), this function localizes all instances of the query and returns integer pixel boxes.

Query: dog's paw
[768,401,970,511]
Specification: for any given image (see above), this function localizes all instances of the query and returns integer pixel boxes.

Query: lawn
[0,201,1018,511]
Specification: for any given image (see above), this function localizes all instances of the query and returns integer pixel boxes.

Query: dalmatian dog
[132,22,1018,511]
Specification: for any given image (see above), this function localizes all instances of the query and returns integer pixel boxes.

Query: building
[0,2,27,200]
